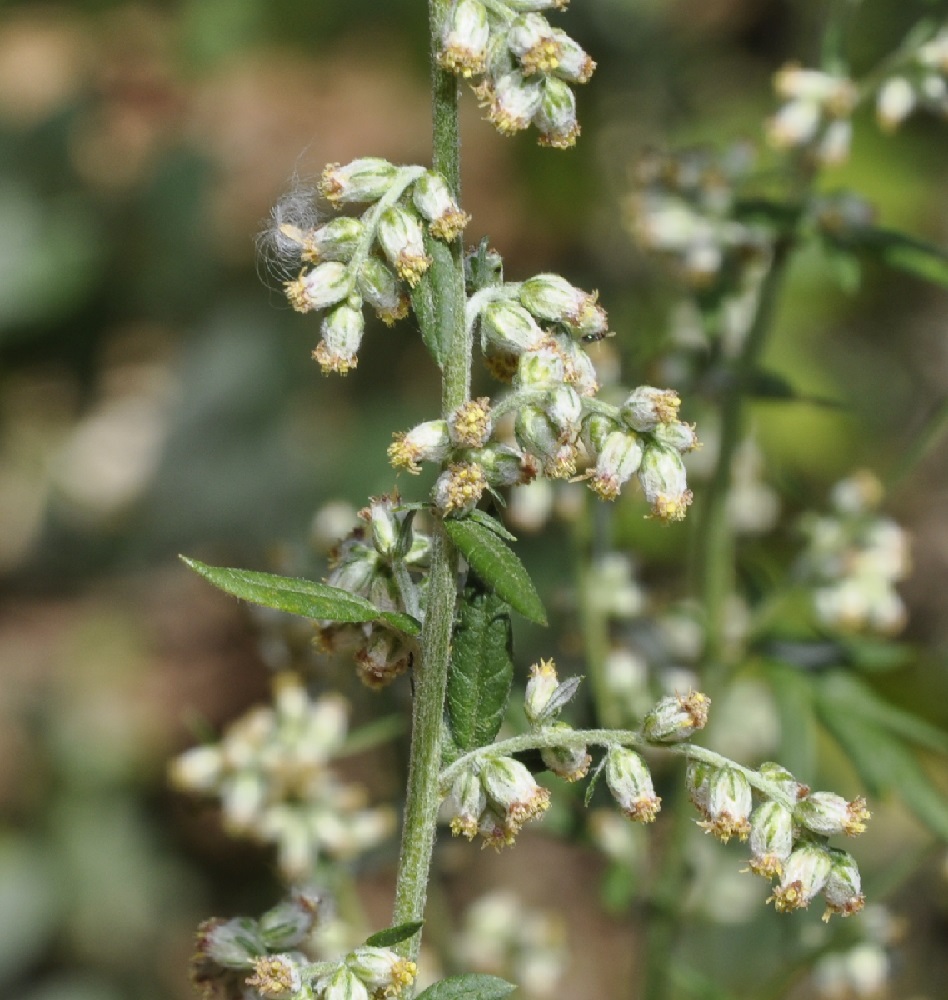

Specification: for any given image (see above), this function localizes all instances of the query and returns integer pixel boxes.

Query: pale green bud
[605,746,661,822]
[697,766,753,842]
[545,384,583,437]
[481,756,551,835]
[480,71,544,135]
[198,916,265,968]
[822,849,865,920]
[307,216,365,261]
[551,29,596,85]
[469,442,537,488]
[637,444,693,522]
[540,724,591,782]
[388,420,451,474]
[582,412,621,455]
[412,170,470,241]
[519,273,607,341]
[534,76,579,149]
[770,842,832,913]
[285,261,352,313]
[516,343,568,387]
[620,385,681,431]
[481,299,546,353]
[322,966,369,1000]
[686,759,714,814]
[320,158,399,205]
[447,767,487,840]
[758,761,808,801]
[313,304,365,375]
[652,420,699,453]
[508,14,560,76]
[438,0,490,78]
[748,801,794,878]
[259,889,320,950]
[515,406,577,479]
[795,791,870,837]
[357,258,408,326]
[642,690,710,744]
[377,205,431,287]
[525,658,560,724]
[877,77,916,130]
[589,430,644,501]
[347,946,417,995]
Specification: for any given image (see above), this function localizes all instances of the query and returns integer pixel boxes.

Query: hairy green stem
[390,0,468,973]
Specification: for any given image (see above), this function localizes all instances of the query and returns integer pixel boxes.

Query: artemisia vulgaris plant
[171,3,948,1000]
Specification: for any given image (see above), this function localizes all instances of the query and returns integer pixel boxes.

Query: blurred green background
[2,1,948,999]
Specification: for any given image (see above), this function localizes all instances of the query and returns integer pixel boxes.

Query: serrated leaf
[181,557,420,635]
[813,671,948,755]
[468,509,517,542]
[443,518,546,625]
[447,587,514,752]
[414,975,516,1000]
[818,709,948,840]
[364,921,424,948]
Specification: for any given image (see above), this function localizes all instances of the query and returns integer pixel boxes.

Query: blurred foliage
[2,2,948,1000]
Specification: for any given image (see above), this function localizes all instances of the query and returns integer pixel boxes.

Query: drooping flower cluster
[270,160,469,372]
[169,673,396,880]
[317,495,429,687]
[797,470,910,635]
[876,25,948,130]
[389,267,698,520]
[687,758,868,920]
[192,899,417,1000]
[437,0,595,147]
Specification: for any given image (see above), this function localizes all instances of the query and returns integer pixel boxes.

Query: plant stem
[390,0,468,973]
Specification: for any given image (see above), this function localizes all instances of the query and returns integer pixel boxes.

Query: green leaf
[468,509,518,543]
[813,671,948,755]
[830,225,948,289]
[443,518,546,625]
[742,368,843,408]
[447,586,514,752]
[817,708,948,840]
[763,661,818,782]
[410,234,457,368]
[180,557,420,635]
[364,921,424,948]
[414,975,516,1000]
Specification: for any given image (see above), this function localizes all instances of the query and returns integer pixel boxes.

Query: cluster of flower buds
[625,144,773,289]
[797,471,910,635]
[437,0,595,147]
[270,160,469,372]
[766,64,858,164]
[688,759,868,920]
[193,902,417,1000]
[317,495,429,686]
[876,26,948,131]
[444,753,551,848]
[455,890,568,1000]
[524,658,591,781]
[169,673,396,880]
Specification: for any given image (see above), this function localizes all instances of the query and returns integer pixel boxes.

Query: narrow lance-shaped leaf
[180,557,420,635]
[447,585,514,752]
[364,921,424,948]
[414,975,517,1000]
[443,517,547,625]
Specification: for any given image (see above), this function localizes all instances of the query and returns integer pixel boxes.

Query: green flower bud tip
[768,843,832,914]
[605,747,661,823]
[197,916,265,968]
[541,730,591,782]
[475,71,544,136]
[447,768,487,841]
[821,850,865,921]
[795,791,870,838]
[388,420,451,474]
[642,690,710,743]
[448,397,492,448]
[377,206,431,287]
[747,801,794,878]
[413,170,470,241]
[259,888,320,949]
[470,443,539,488]
[246,954,303,1000]
[589,430,644,501]
[313,304,365,375]
[535,76,580,149]
[320,158,399,205]
[758,761,809,801]
[285,261,352,314]
[432,461,488,516]
[482,756,551,838]
[438,0,490,78]
[347,946,417,996]
[509,14,561,77]
[357,258,409,326]
[696,766,753,843]
[525,657,560,724]
[482,298,546,354]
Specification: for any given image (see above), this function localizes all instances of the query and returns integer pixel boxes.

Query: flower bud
[534,76,580,149]
[795,791,870,838]
[448,397,492,448]
[516,342,568,387]
[642,690,710,744]
[515,406,577,479]
[347,947,417,996]
[508,14,560,76]
[355,628,413,688]
[525,658,560,724]
[470,442,538,488]
[476,71,544,135]
[769,842,832,913]
[357,258,409,326]
[686,759,714,814]
[821,849,865,920]
[545,384,583,437]
[432,461,488,516]
[377,205,431,287]
[438,0,490,78]
[877,77,916,130]
[696,766,753,843]
[519,273,607,339]
[747,800,794,878]
[481,756,551,836]
[197,917,265,968]
[313,304,365,375]
[285,261,352,313]
[304,216,365,262]
[605,747,661,823]
[320,158,399,205]
[366,497,400,558]
[758,761,809,801]
[388,420,451,474]
[767,98,821,148]
[589,430,644,501]
[637,444,693,522]
[412,170,470,241]
[540,725,591,782]
[620,386,681,431]
[322,966,370,1000]
[246,954,303,1000]
[481,299,546,354]
[446,767,487,840]
[169,745,223,792]
[551,29,595,85]
[259,888,321,950]
[582,412,621,455]
[652,420,700,453]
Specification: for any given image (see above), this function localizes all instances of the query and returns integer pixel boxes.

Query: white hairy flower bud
[377,205,431,287]
[642,690,710,744]
[304,216,365,262]
[259,888,320,949]
[652,420,700,453]
[795,791,870,837]
[357,258,409,326]
[321,966,370,1000]
[551,29,596,84]
[320,158,399,205]
[525,658,560,724]
[508,14,560,76]
[696,766,753,843]
[877,76,917,130]
[515,406,578,479]
[758,761,809,801]
[516,342,569,387]
[582,412,621,455]
[347,947,417,996]
[637,444,693,522]
[478,71,544,135]
[481,299,547,354]
[388,420,451,474]
[198,917,265,968]
[822,849,866,920]
[313,304,365,375]
[412,170,470,241]
[540,724,591,782]
[246,953,303,1000]
[519,273,607,339]
[470,442,538,488]
[605,746,661,823]
[620,386,681,431]
[767,98,822,148]
[589,430,644,501]
[481,756,551,837]
[534,76,580,148]
[438,0,490,78]
[769,842,833,913]
[748,800,794,878]
[285,261,352,313]
[447,767,487,840]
